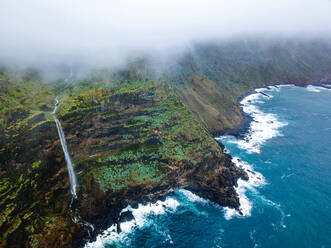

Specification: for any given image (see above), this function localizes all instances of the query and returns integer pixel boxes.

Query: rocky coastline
[62,81,248,247]
[81,78,331,246]
[212,78,331,139]
[1,74,329,247]
[1,39,331,247]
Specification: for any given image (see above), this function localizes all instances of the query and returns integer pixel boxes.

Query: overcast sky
[1,0,331,69]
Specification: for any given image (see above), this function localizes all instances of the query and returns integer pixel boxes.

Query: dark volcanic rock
[118,211,134,224]
[2,40,331,247]
[52,81,247,247]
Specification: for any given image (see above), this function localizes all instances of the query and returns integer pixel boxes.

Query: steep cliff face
[0,71,80,247]
[57,80,246,241]
[1,39,331,247]
[0,74,245,247]
[170,40,331,133]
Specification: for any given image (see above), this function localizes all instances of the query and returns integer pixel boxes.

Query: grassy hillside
[169,39,331,132]
[1,39,331,247]
[0,73,244,247]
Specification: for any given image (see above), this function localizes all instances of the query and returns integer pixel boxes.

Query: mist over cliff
[1,0,331,75]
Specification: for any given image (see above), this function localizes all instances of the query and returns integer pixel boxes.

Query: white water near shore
[217,85,288,219]
[178,189,208,203]
[85,197,180,248]
[85,85,292,246]
[84,84,331,247]
[223,157,266,220]
[84,189,213,247]
[306,84,331,92]
[229,87,288,154]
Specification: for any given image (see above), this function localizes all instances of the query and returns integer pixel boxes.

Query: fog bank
[1,0,331,71]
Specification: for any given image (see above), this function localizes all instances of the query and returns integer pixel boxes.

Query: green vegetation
[0,71,75,247]
[55,79,222,197]
[0,70,225,247]
[1,40,331,247]
[169,40,331,132]
[0,70,55,131]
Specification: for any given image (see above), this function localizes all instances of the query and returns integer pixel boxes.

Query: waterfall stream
[52,97,78,198]
[52,96,94,235]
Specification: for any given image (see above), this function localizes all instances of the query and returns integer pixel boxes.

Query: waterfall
[51,78,95,236]
[52,97,78,198]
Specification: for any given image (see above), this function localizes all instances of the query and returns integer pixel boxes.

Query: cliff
[170,39,331,133]
[1,39,331,247]
[0,73,245,247]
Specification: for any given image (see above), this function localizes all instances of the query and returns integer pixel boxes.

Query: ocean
[86,84,331,248]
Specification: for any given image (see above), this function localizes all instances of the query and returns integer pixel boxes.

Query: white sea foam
[178,189,208,203]
[249,229,260,248]
[306,85,321,92]
[87,85,292,246]
[322,84,331,91]
[255,87,270,93]
[85,189,215,247]
[281,173,295,180]
[219,86,292,223]
[223,157,266,220]
[274,84,295,88]
[305,84,331,92]
[258,195,287,229]
[84,197,179,248]
[230,87,287,153]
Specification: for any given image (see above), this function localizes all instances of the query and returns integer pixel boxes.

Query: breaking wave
[231,86,287,153]
[84,197,179,248]
[85,84,300,247]
[306,84,331,92]
[223,157,266,220]
[219,86,288,219]
[84,190,209,247]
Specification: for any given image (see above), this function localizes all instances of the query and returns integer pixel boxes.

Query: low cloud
[1,0,331,72]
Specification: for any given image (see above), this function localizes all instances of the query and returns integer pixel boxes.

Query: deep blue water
[87,85,331,248]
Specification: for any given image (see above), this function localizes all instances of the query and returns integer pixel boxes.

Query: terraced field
[0,73,244,247]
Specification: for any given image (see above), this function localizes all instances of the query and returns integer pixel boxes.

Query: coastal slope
[1,39,331,247]
[171,40,331,133]
[0,73,245,247]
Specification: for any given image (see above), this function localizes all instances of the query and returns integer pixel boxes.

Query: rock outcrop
[0,76,246,247]
[1,39,331,247]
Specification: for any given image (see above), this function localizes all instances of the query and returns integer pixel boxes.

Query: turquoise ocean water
[86,84,331,248]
